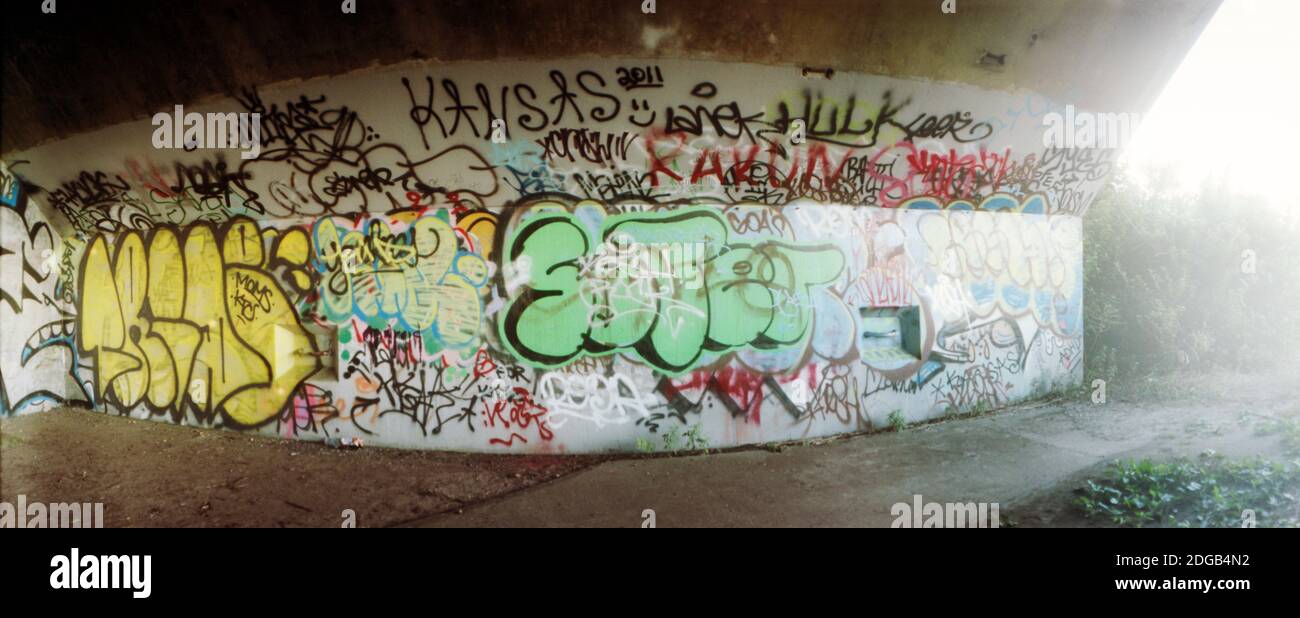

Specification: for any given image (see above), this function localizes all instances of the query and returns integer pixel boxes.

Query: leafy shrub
[1077,456,1300,527]
[1083,168,1300,391]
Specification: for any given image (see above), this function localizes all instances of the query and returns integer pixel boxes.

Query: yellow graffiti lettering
[77,217,320,425]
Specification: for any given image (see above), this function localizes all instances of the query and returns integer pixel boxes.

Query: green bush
[1083,168,1300,390]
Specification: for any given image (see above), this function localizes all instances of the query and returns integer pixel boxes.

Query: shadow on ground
[0,410,606,527]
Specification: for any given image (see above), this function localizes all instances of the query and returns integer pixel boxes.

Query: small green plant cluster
[1255,415,1300,457]
[662,425,681,451]
[1077,456,1300,528]
[640,423,710,454]
[634,437,656,453]
[887,409,906,432]
[683,423,709,451]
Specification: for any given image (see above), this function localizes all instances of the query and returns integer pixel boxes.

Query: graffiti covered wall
[0,162,86,416]
[1,59,1091,452]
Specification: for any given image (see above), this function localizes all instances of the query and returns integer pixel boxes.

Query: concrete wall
[1,58,1094,451]
[2,0,1219,154]
[0,162,82,415]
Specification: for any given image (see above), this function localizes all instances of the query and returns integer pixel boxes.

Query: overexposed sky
[1123,0,1300,206]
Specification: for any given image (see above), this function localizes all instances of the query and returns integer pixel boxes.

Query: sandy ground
[3,368,1297,527]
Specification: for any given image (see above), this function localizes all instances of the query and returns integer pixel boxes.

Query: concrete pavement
[408,374,1300,527]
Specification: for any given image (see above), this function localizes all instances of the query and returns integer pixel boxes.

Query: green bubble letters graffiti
[499,207,845,374]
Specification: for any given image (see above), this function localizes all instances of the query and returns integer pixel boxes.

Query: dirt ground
[0,409,606,527]
[3,368,1297,527]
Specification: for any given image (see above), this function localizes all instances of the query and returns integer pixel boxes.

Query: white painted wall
[0,162,82,415]
[2,59,1095,452]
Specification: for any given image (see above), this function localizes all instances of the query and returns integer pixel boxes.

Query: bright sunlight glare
[1124,0,1300,209]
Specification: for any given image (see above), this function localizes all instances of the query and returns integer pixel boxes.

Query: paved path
[408,373,1300,527]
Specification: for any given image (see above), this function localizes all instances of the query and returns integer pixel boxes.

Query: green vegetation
[887,409,906,432]
[1077,456,1300,528]
[644,423,711,454]
[1254,414,1300,457]
[1083,170,1300,397]
[635,436,656,454]
[683,423,709,451]
[661,425,681,451]
[1075,171,1300,527]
